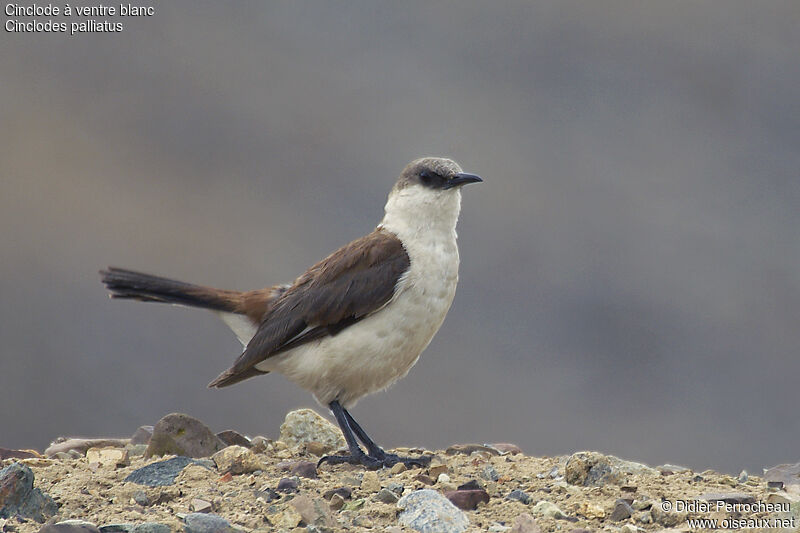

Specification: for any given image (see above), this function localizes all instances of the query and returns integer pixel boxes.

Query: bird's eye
[419,170,437,186]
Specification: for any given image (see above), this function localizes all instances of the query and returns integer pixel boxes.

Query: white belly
[255,234,459,407]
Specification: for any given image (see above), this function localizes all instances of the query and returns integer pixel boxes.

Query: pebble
[610,499,634,521]
[737,470,748,483]
[414,473,435,485]
[386,482,404,495]
[190,498,213,513]
[700,492,755,504]
[764,461,800,491]
[0,462,58,523]
[275,506,303,529]
[437,473,451,484]
[361,470,381,492]
[532,500,567,519]
[506,489,532,505]
[132,490,149,506]
[397,489,470,533]
[565,452,657,487]
[249,436,270,453]
[509,513,541,533]
[343,498,365,511]
[279,408,345,451]
[289,460,318,479]
[0,448,39,460]
[329,493,346,510]
[619,525,639,533]
[276,477,298,493]
[126,444,148,457]
[124,456,196,487]
[183,513,235,533]
[215,430,251,448]
[211,445,264,474]
[428,464,448,478]
[492,443,523,455]
[579,501,606,519]
[129,426,154,446]
[130,524,171,533]
[656,464,691,475]
[39,521,101,533]
[390,462,408,475]
[146,413,226,458]
[375,488,400,504]
[86,447,129,468]
[352,515,373,527]
[445,488,490,510]
[323,487,352,500]
[291,494,335,528]
[45,438,130,457]
[649,503,685,527]
[445,443,501,456]
[482,465,500,481]
[99,524,135,532]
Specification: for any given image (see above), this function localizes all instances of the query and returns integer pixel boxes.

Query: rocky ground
[1,409,799,533]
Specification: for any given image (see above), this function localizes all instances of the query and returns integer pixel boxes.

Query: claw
[317,451,431,470]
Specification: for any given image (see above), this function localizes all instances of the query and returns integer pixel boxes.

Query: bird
[100,157,482,469]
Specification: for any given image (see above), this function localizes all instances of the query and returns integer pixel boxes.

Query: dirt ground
[3,438,798,533]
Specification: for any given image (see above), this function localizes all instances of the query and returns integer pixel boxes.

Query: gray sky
[1,1,798,474]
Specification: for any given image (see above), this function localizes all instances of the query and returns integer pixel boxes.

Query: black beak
[444,172,483,189]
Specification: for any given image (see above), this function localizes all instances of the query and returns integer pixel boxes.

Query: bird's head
[382,157,482,235]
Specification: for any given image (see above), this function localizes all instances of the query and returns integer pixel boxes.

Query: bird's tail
[99,267,241,312]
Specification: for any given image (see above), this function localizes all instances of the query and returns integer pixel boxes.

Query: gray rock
[0,462,58,523]
[737,470,748,483]
[146,413,225,458]
[215,430,251,448]
[124,456,196,487]
[130,426,154,446]
[506,489,532,505]
[183,513,235,533]
[276,477,298,493]
[481,465,500,481]
[376,488,400,504]
[386,482,405,496]
[39,521,101,533]
[610,499,634,521]
[565,452,657,487]
[131,524,171,533]
[397,489,469,533]
[279,409,345,451]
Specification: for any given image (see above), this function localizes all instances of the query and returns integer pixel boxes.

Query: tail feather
[99,267,241,312]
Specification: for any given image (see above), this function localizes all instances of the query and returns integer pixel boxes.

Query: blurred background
[1,1,798,474]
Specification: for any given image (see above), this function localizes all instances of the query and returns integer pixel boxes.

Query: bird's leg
[343,407,431,468]
[318,400,381,469]
[317,401,430,469]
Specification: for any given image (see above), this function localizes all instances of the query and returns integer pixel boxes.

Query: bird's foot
[318,450,431,470]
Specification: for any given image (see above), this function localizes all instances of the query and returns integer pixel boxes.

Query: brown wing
[208,228,410,387]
